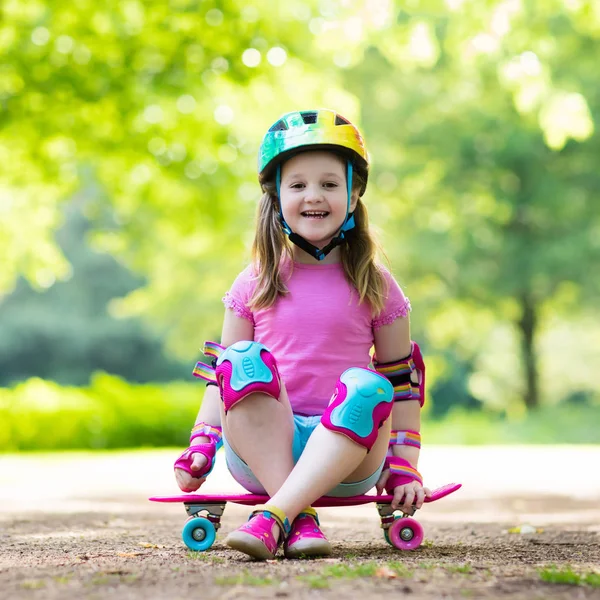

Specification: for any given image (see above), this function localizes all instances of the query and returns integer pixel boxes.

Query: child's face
[279,151,359,248]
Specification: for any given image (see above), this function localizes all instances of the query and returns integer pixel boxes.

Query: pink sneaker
[284,509,332,558]
[225,505,290,560]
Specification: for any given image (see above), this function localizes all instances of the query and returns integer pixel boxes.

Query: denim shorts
[223,413,385,497]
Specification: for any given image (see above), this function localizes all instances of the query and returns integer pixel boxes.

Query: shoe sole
[284,539,333,559]
[225,531,276,560]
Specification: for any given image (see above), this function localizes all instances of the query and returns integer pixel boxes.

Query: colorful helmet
[258,109,369,194]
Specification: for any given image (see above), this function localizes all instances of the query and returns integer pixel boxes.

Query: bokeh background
[1,0,599,452]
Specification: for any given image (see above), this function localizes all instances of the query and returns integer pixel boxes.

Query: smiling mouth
[301,211,330,219]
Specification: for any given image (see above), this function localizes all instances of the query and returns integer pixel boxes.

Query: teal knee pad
[216,341,281,412]
[321,367,393,451]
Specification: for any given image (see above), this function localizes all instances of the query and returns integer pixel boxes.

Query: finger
[175,468,205,492]
[174,469,194,492]
[375,471,389,496]
[191,453,208,471]
[424,486,432,497]
[402,488,416,513]
[392,487,406,510]
[184,476,205,492]
[415,487,425,509]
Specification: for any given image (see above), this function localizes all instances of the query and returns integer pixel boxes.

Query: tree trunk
[518,292,539,410]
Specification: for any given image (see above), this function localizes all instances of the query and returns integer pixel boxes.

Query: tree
[351,1,600,409]
[2,1,598,411]
[0,193,189,385]
[0,0,365,357]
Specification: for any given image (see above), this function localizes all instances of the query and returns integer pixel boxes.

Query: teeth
[303,211,328,216]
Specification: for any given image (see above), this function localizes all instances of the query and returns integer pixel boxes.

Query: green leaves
[1,2,598,409]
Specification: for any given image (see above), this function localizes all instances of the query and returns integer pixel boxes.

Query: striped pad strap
[203,341,226,361]
[192,340,226,383]
[190,421,223,449]
[192,361,217,383]
[373,354,420,402]
[390,429,421,450]
[388,460,423,486]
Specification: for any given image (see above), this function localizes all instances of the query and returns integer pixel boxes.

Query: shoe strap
[250,504,291,538]
[297,506,320,525]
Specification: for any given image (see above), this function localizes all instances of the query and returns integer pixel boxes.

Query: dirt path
[1,448,599,599]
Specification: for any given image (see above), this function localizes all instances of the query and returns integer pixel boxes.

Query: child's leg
[221,382,295,496]
[269,368,394,522]
[269,419,390,520]
[215,341,295,496]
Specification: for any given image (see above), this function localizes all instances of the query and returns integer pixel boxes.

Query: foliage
[0,0,362,356]
[422,400,600,444]
[0,373,203,451]
[1,1,599,413]
[351,1,600,409]
[1,374,597,452]
[0,195,189,386]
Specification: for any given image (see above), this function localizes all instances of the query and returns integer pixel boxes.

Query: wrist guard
[174,421,223,480]
[384,455,423,493]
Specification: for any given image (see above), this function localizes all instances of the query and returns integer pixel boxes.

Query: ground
[1,447,599,599]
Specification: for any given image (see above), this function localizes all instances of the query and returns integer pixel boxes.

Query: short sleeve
[371,266,412,330]
[222,265,256,325]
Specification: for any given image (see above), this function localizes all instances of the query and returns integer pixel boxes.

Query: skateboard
[150,482,461,552]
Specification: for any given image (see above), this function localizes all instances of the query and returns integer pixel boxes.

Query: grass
[301,575,331,589]
[186,550,225,563]
[214,570,279,586]
[445,563,473,574]
[296,560,413,588]
[539,566,600,587]
[20,580,46,589]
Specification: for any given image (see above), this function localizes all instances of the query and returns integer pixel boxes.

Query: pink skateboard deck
[150,482,461,506]
[150,483,461,553]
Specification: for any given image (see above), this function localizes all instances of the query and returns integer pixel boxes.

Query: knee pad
[216,341,281,412]
[321,367,394,451]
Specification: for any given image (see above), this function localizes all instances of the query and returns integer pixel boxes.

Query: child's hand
[174,453,208,493]
[376,471,432,513]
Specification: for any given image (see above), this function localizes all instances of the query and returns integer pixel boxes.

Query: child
[174,109,429,560]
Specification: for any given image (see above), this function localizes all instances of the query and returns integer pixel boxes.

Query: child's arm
[174,308,254,492]
[372,316,430,512]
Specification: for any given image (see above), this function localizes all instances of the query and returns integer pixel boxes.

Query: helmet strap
[275,161,356,262]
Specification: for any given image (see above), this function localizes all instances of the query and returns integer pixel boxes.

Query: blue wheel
[182,517,216,551]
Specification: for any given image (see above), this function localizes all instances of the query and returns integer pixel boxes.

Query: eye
[323,182,339,188]
[290,182,304,189]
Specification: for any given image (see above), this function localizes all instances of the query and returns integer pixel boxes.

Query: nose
[304,183,324,203]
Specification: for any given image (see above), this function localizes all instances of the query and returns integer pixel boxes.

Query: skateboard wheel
[383,516,400,546]
[388,517,423,551]
[182,517,216,551]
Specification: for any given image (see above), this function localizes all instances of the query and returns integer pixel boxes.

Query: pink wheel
[388,517,424,550]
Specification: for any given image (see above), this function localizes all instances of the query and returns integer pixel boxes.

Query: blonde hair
[249,167,388,315]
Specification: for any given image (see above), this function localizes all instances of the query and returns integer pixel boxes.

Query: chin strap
[275,162,356,261]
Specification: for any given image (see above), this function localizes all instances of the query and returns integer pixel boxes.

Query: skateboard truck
[184,502,226,534]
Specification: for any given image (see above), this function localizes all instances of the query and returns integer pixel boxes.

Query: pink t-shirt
[222,261,411,416]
